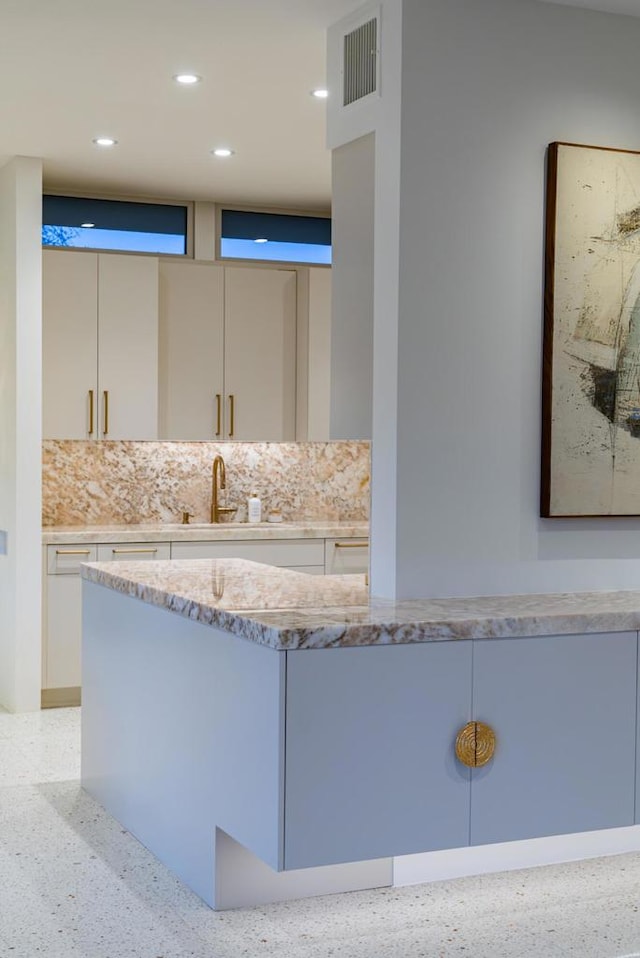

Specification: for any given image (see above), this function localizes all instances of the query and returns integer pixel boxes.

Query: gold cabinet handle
[215,394,221,437]
[228,394,235,437]
[88,390,94,436]
[334,541,369,549]
[455,721,496,768]
[103,390,109,436]
[111,548,159,555]
[55,549,92,556]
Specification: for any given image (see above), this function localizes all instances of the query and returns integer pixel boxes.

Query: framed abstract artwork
[542,141,640,517]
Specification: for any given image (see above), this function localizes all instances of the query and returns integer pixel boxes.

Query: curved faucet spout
[211,455,226,523]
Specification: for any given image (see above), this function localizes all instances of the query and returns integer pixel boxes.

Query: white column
[327,0,403,596]
[0,156,43,712]
[331,0,640,600]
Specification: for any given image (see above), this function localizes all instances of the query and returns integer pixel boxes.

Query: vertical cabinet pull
[103,390,109,436]
[228,394,235,437]
[88,389,94,436]
[215,394,221,437]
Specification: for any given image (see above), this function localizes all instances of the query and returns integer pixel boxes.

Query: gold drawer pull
[55,549,92,556]
[111,548,159,555]
[103,390,109,436]
[215,394,221,437]
[88,389,94,436]
[334,541,369,549]
[455,721,496,768]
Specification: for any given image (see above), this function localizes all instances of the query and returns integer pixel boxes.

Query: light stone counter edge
[43,521,368,545]
[81,557,640,651]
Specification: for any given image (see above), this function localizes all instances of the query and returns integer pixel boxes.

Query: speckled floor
[1,707,640,958]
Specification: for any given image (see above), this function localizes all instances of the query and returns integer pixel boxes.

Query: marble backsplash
[42,440,370,526]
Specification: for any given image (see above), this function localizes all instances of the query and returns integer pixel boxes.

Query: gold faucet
[211,455,226,522]
[211,455,237,523]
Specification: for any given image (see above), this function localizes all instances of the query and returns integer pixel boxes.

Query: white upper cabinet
[158,260,224,440]
[44,251,326,442]
[43,250,98,439]
[158,262,297,441]
[43,250,159,440]
[224,267,297,441]
[97,254,159,440]
[306,267,332,440]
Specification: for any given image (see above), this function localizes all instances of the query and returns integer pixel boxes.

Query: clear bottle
[247,492,262,524]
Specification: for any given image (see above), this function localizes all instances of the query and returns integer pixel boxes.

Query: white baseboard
[392,825,640,887]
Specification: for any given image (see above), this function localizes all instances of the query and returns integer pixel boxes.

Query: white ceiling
[0,0,360,211]
[2,0,638,213]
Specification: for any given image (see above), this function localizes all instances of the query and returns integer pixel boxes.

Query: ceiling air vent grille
[343,16,378,106]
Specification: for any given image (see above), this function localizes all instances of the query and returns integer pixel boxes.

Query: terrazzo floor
[1,707,640,958]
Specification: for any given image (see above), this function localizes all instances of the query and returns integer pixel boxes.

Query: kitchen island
[43,521,368,707]
[81,559,640,909]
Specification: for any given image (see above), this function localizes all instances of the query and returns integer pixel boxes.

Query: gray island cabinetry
[80,559,640,909]
[286,631,637,868]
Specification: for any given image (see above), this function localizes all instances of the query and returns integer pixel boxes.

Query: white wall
[0,157,42,711]
[330,0,640,598]
[330,133,375,439]
[391,0,640,597]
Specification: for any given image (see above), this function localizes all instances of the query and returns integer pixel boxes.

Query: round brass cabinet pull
[455,721,496,768]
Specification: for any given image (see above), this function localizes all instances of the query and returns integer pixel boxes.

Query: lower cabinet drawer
[171,539,325,567]
[324,538,369,575]
[47,544,98,574]
[97,542,171,562]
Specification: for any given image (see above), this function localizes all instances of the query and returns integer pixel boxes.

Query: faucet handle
[181,510,194,525]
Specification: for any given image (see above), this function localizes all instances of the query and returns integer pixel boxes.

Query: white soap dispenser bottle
[247,492,262,524]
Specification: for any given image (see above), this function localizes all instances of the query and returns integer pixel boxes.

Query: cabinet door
[96,542,170,562]
[307,267,332,440]
[98,254,159,439]
[325,538,369,574]
[224,267,297,440]
[44,544,97,690]
[284,641,472,869]
[171,539,325,568]
[45,574,84,688]
[43,250,98,439]
[470,632,637,845]
[158,260,224,439]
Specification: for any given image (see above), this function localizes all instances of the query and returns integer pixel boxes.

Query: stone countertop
[43,521,369,545]
[80,557,640,651]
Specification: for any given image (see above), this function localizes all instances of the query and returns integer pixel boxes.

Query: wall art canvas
[542,141,640,516]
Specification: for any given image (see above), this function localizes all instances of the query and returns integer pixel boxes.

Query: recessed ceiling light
[81,223,95,228]
[212,148,234,158]
[254,238,268,244]
[93,137,117,147]
[311,88,329,99]
[173,73,201,85]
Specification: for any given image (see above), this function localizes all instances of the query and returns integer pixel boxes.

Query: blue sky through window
[42,225,185,254]
[220,238,331,264]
